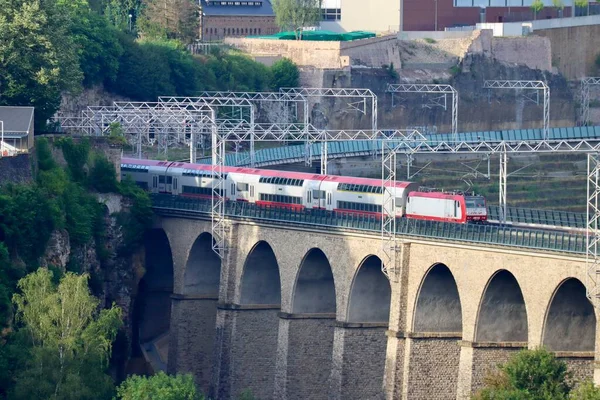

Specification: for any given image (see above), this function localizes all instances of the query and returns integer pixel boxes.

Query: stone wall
[225,35,401,69]
[332,326,387,400]
[561,356,595,386]
[285,317,335,400]
[0,153,32,186]
[406,337,461,399]
[469,346,523,393]
[227,308,280,399]
[491,36,552,72]
[168,297,218,394]
[534,24,600,79]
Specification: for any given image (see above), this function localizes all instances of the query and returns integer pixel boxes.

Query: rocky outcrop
[40,229,71,270]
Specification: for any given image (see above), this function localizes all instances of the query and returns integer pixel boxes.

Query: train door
[172,177,179,195]
[151,175,159,193]
[158,175,173,193]
[249,185,255,201]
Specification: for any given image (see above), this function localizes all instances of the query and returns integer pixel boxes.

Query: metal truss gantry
[158,96,255,164]
[81,102,216,159]
[580,78,600,126]
[278,87,378,172]
[483,80,550,140]
[587,153,600,308]
[386,83,458,136]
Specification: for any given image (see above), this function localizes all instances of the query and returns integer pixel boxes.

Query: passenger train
[121,158,488,224]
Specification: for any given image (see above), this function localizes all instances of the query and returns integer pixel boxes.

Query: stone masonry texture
[406,338,461,399]
[286,318,335,400]
[228,309,279,399]
[168,298,218,394]
[470,347,522,393]
[337,327,387,400]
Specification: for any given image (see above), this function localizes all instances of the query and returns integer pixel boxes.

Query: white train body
[121,158,487,223]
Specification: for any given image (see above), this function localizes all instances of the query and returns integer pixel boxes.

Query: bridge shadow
[128,229,174,376]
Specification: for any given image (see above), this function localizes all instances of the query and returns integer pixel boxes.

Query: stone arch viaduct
[135,214,599,399]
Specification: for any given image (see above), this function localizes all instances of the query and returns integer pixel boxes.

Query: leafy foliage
[0,0,83,129]
[11,268,122,400]
[271,58,299,89]
[530,0,545,16]
[116,372,202,400]
[117,178,153,253]
[57,137,91,183]
[552,0,565,10]
[474,348,572,400]
[571,381,600,400]
[89,154,119,193]
[138,0,199,44]
[271,0,322,38]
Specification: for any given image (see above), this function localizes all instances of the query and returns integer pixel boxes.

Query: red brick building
[200,0,278,41]
[403,0,574,31]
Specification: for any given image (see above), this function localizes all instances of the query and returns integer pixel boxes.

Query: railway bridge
[136,195,597,400]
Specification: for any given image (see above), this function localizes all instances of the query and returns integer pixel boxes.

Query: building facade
[320,0,586,32]
[200,0,278,41]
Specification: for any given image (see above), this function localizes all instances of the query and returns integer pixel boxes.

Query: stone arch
[476,270,527,342]
[347,255,391,323]
[543,278,596,351]
[183,232,221,295]
[240,241,281,305]
[292,248,336,314]
[413,263,462,332]
[130,229,174,373]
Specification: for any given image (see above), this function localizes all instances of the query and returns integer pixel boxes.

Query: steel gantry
[386,83,459,136]
[483,80,550,140]
[158,96,256,164]
[580,78,600,126]
[278,87,378,172]
[587,153,600,308]
[80,102,216,159]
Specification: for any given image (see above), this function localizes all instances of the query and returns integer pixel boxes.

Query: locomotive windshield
[465,196,485,208]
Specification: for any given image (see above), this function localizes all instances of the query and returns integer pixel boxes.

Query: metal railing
[488,206,585,229]
[151,194,586,255]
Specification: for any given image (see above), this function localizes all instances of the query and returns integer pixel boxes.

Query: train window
[237,183,249,191]
[152,176,158,188]
[312,190,325,199]
[166,176,172,184]
[159,175,165,184]
[173,179,178,190]
[395,198,402,207]
[231,183,235,195]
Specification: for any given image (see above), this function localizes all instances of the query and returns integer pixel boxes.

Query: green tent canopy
[248,30,376,41]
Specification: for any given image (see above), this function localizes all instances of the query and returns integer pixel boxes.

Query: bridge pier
[212,305,280,400]
[168,295,219,393]
[329,323,388,400]
[456,342,526,397]
[274,314,336,400]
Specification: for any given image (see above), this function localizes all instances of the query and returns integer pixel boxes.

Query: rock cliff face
[38,193,143,380]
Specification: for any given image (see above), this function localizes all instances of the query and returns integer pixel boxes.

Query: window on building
[322,8,341,21]
[234,1,240,4]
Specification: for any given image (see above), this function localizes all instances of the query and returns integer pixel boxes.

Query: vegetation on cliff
[0,138,152,399]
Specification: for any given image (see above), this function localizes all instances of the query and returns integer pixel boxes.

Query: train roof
[408,191,464,200]
[121,158,414,188]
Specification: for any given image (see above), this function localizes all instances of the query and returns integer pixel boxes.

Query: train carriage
[120,158,487,224]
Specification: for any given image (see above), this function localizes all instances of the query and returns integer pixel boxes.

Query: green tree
[11,268,122,400]
[575,0,589,11]
[474,348,572,400]
[116,372,202,400]
[571,381,600,400]
[89,155,119,193]
[530,0,545,19]
[270,58,299,89]
[0,0,83,129]
[138,0,199,44]
[271,0,322,39]
[553,0,565,16]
